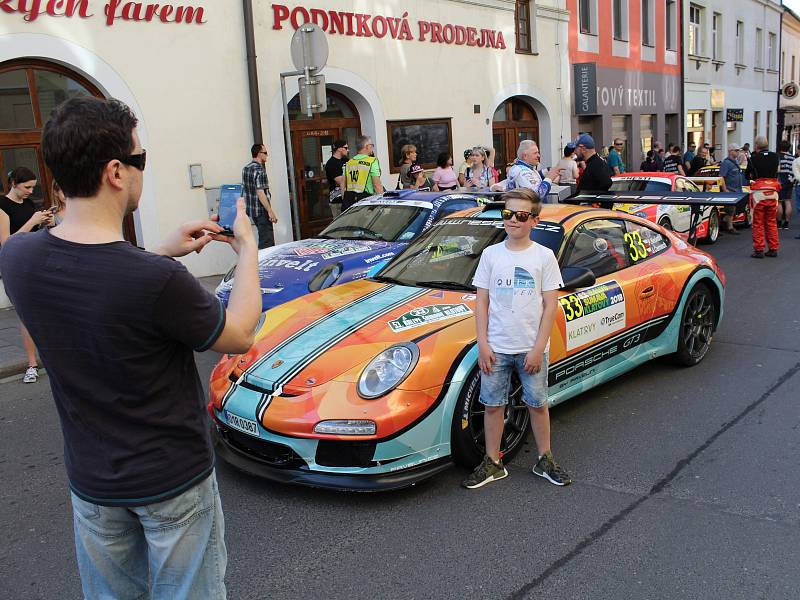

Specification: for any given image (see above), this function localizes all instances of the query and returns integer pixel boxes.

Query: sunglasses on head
[501,209,534,222]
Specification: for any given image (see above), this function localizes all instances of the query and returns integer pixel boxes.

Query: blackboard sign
[387,119,453,172]
[726,109,743,122]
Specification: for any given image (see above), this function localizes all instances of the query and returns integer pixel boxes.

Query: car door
[549,218,657,393]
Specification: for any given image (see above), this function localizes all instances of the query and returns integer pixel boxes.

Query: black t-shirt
[324,155,347,190]
[576,153,612,193]
[688,155,708,176]
[748,151,780,179]
[663,155,682,173]
[0,229,226,506]
[0,195,37,236]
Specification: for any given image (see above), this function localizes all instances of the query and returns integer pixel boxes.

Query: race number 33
[624,231,648,262]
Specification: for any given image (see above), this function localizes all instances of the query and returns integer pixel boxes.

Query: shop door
[288,91,360,239]
[0,60,137,244]
[492,97,539,181]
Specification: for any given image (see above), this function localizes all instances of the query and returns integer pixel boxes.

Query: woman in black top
[1,167,53,383]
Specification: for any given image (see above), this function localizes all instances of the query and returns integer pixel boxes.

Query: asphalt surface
[1,226,799,600]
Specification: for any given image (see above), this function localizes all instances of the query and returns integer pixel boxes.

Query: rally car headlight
[357,343,419,399]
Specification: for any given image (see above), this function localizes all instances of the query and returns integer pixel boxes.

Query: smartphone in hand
[218,184,242,235]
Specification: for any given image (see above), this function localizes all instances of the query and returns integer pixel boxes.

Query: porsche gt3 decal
[559,281,626,351]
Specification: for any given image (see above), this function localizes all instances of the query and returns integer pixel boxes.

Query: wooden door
[492,98,540,181]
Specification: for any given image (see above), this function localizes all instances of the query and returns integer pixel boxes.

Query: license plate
[224,411,259,437]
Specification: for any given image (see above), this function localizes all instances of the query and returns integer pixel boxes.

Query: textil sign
[572,65,680,116]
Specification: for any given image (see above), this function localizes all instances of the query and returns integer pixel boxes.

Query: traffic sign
[298,74,328,114]
[290,23,328,73]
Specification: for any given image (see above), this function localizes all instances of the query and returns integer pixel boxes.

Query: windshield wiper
[415,280,476,292]
[322,226,385,240]
[371,274,409,286]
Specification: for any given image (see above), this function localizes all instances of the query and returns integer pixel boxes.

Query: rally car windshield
[375,218,562,290]
[319,205,429,242]
[609,180,672,192]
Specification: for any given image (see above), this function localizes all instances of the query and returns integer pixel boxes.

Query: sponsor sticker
[559,280,626,351]
[388,303,472,333]
[224,410,260,437]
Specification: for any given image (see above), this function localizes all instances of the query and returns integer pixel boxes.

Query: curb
[0,358,28,380]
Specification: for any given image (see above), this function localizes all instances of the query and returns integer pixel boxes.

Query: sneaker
[462,455,508,489]
[22,366,38,383]
[751,251,765,259]
[765,249,778,257]
[532,451,572,486]
[782,221,790,230]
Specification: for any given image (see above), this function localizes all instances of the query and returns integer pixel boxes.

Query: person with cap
[408,163,434,191]
[324,139,348,218]
[574,134,612,205]
[719,143,747,234]
[505,140,561,200]
[652,141,665,170]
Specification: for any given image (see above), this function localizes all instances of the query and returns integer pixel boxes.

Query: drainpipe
[243,0,263,143]
[679,0,685,147]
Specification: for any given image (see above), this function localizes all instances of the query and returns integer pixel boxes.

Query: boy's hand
[523,348,544,374]
[478,343,496,375]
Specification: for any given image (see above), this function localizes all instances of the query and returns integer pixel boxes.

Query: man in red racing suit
[747,136,780,258]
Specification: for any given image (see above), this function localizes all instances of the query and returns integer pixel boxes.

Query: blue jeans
[480,352,549,408]
[71,471,227,600]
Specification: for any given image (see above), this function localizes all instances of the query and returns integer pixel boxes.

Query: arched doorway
[0,59,136,243]
[492,97,540,181]
[289,90,361,239]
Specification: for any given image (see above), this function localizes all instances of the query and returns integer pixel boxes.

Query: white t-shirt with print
[472,241,563,354]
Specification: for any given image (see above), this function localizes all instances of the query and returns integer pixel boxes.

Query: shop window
[640,114,654,158]
[515,1,533,54]
[768,33,777,70]
[754,111,760,142]
[712,13,721,62]
[666,0,677,51]
[387,118,453,173]
[0,70,36,130]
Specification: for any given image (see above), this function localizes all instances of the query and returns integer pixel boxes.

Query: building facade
[567,0,683,171]
[779,6,800,152]
[0,0,571,307]
[683,0,781,156]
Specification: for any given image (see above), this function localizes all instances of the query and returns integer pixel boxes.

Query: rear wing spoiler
[565,190,748,245]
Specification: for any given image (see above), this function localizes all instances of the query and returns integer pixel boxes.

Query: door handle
[639,286,655,299]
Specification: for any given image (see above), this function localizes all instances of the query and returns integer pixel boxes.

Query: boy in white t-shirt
[463,188,572,489]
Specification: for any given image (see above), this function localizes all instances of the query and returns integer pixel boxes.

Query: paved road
[2,228,799,600]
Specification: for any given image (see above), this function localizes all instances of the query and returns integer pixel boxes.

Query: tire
[658,217,673,231]
[450,368,530,468]
[700,209,719,245]
[674,283,717,366]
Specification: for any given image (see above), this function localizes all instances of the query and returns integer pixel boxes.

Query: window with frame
[736,21,744,64]
[712,13,721,61]
[688,5,702,56]
[666,0,677,51]
[515,1,533,53]
[386,118,453,173]
[756,28,763,68]
[613,0,628,41]
[561,219,631,278]
[754,111,760,142]
[768,33,777,70]
[641,0,655,47]
[579,0,596,35]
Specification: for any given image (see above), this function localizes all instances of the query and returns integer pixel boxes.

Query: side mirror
[560,266,596,291]
[366,259,390,279]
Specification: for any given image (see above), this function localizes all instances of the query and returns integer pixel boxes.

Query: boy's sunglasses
[501,209,534,222]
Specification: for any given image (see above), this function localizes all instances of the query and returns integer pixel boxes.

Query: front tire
[450,368,530,468]
[674,283,717,366]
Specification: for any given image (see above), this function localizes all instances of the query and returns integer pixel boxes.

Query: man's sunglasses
[101,150,146,171]
[501,209,534,222]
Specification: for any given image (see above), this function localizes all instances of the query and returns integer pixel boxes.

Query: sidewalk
[0,275,223,380]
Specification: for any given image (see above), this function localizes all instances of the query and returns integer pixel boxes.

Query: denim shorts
[480,352,549,409]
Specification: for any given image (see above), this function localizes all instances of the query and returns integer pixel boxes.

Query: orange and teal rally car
[208,202,727,491]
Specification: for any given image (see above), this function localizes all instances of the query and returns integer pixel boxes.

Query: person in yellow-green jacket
[342,135,384,210]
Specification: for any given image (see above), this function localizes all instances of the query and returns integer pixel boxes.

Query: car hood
[233,280,478,394]
[215,238,405,309]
